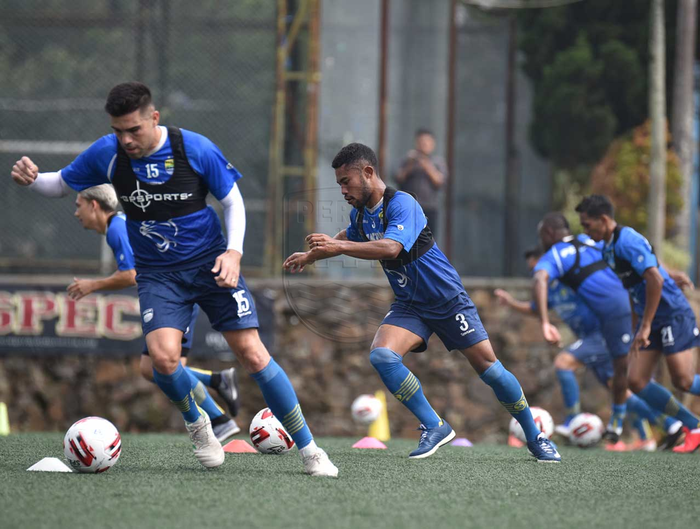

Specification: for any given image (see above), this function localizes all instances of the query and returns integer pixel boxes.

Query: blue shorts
[136,261,259,338]
[599,313,632,358]
[564,332,614,385]
[141,304,200,356]
[381,292,489,352]
[644,310,700,354]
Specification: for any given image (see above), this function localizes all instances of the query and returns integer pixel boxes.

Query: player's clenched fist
[11,156,39,186]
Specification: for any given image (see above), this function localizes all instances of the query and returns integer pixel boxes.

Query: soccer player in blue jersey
[496,247,683,450]
[533,213,635,442]
[283,143,561,462]
[68,184,241,442]
[10,82,337,475]
[576,194,700,453]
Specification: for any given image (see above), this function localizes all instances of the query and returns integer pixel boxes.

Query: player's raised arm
[11,156,70,197]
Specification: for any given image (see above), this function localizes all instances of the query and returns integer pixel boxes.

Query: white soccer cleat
[301,447,339,477]
[185,414,225,468]
[554,423,572,439]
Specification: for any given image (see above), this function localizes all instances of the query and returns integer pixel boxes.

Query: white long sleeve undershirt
[29,171,246,254]
[29,171,69,197]
[220,183,246,254]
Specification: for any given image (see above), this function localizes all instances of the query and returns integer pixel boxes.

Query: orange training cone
[223,439,258,453]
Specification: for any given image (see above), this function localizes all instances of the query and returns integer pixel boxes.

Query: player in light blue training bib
[284,143,561,462]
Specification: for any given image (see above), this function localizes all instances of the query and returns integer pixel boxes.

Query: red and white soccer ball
[249,408,295,455]
[350,394,383,424]
[568,413,604,447]
[63,416,122,473]
[509,407,554,443]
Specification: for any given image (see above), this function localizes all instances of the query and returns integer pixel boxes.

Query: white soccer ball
[351,394,383,424]
[509,406,554,443]
[249,408,295,454]
[63,416,122,473]
[568,413,604,447]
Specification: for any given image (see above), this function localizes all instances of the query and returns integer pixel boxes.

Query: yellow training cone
[368,390,390,441]
[0,402,10,436]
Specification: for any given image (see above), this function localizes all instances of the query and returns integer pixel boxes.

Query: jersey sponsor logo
[164,158,175,175]
[385,269,409,288]
[397,225,404,231]
[120,179,193,212]
[139,220,178,253]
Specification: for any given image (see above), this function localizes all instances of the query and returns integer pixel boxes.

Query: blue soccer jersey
[534,234,630,320]
[60,127,242,271]
[346,191,464,313]
[603,226,692,320]
[105,212,136,271]
[531,279,600,338]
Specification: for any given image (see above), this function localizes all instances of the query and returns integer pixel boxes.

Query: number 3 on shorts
[455,313,469,332]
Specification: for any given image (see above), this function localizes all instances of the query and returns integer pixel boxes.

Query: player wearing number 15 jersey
[284,143,561,462]
[11,82,337,476]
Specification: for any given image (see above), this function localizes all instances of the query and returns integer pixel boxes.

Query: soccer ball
[63,416,122,473]
[249,408,295,454]
[568,413,604,447]
[351,394,383,424]
[509,407,554,443]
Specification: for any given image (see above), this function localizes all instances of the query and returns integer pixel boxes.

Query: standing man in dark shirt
[394,129,447,240]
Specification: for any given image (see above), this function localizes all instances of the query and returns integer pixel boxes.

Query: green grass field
[1,433,698,529]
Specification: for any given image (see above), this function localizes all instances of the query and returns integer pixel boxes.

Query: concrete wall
[6,278,696,442]
[314,2,550,278]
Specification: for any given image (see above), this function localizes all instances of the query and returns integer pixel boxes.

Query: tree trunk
[648,0,667,253]
[671,0,697,250]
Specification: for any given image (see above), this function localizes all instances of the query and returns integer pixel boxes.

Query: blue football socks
[631,415,653,441]
[369,348,441,428]
[187,371,225,421]
[187,367,213,387]
[626,393,661,424]
[556,369,581,423]
[152,364,201,423]
[637,381,700,430]
[689,374,700,396]
[250,357,313,449]
[480,360,540,442]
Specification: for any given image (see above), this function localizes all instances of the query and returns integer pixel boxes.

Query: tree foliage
[590,120,683,236]
[517,0,679,169]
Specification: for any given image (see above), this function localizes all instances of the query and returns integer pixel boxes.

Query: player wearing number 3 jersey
[10,82,337,476]
[284,143,561,462]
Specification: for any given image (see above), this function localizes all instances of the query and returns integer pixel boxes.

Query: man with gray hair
[68,184,242,443]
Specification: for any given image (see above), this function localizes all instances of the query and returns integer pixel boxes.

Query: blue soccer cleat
[527,433,562,463]
[409,421,456,459]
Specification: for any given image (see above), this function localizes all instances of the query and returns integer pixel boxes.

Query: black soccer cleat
[215,367,240,417]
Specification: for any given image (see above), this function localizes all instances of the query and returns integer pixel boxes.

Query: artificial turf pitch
[1,433,698,529]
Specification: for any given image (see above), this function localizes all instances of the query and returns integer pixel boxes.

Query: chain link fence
[0,0,276,273]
